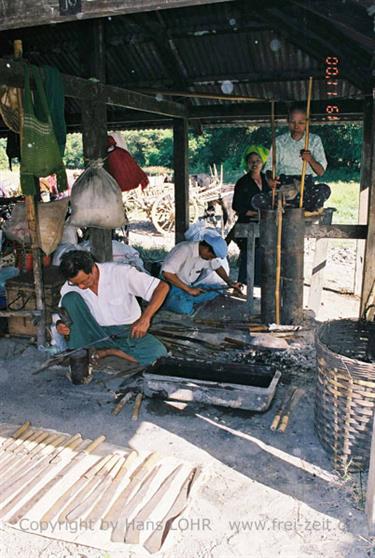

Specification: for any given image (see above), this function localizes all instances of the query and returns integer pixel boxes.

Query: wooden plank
[360,93,375,319]
[235,222,367,240]
[305,224,368,239]
[0,59,187,118]
[0,0,235,31]
[173,119,189,244]
[366,410,375,535]
[308,209,334,316]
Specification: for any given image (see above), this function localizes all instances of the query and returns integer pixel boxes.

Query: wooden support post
[233,222,259,314]
[360,93,375,319]
[366,410,375,534]
[173,119,189,244]
[308,208,334,317]
[14,39,46,346]
[80,20,112,262]
[355,97,372,296]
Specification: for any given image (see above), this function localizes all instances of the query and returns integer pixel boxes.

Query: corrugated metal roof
[0,0,370,130]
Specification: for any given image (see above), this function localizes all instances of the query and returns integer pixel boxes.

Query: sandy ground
[0,289,372,558]
[0,221,371,558]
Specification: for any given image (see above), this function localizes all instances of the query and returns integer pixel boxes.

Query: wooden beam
[231,223,368,240]
[366,411,375,535]
[355,96,372,295]
[80,20,112,263]
[188,99,364,120]
[360,93,375,318]
[173,119,189,244]
[305,224,368,239]
[0,59,187,118]
[0,0,235,31]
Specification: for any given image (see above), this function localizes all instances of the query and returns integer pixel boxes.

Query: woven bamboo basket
[315,319,375,473]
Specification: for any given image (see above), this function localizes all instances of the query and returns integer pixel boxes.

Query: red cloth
[107,136,149,192]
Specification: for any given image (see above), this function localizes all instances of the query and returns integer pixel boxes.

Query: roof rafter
[0,58,187,118]
[260,5,368,92]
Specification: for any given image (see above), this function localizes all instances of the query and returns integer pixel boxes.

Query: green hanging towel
[20,64,67,195]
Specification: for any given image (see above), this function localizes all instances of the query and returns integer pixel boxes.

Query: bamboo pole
[275,197,283,324]
[299,76,313,208]
[271,100,276,209]
[13,39,46,346]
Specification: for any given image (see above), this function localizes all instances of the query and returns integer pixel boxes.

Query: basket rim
[316,318,374,370]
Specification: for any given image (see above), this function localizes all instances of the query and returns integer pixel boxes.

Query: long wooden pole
[299,76,313,208]
[274,198,283,324]
[13,40,46,346]
[271,100,276,209]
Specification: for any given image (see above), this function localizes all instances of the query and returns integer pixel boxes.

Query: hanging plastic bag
[107,135,149,192]
[69,162,126,229]
[20,65,67,195]
[3,198,69,255]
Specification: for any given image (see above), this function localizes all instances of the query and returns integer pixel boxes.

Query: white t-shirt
[60,262,160,326]
[161,241,222,286]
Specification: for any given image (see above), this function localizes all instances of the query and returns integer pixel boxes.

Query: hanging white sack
[3,198,69,255]
[69,163,126,229]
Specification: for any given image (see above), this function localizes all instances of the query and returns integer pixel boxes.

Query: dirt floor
[0,286,373,558]
[0,219,372,557]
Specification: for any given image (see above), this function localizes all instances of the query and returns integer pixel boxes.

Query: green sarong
[61,291,167,366]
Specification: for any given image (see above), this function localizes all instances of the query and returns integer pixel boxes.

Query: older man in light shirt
[263,104,330,212]
[161,231,241,315]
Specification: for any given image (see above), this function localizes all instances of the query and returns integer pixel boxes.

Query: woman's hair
[59,250,95,279]
[245,151,262,164]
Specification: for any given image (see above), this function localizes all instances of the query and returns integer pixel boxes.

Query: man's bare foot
[91,348,138,364]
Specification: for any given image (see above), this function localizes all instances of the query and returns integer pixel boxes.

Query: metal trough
[144,357,281,411]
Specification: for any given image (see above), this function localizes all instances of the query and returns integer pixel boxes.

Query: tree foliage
[0,123,363,183]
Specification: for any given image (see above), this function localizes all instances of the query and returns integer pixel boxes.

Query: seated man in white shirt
[261,103,330,212]
[161,231,241,315]
[56,250,169,369]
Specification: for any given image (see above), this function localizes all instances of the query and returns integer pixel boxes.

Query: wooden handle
[100,454,122,476]
[270,414,282,431]
[49,434,67,448]
[132,393,143,421]
[86,454,113,478]
[132,452,160,481]
[83,435,106,454]
[2,421,31,449]
[29,433,60,456]
[112,391,134,416]
[278,416,289,433]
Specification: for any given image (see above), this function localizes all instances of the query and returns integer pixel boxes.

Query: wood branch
[0,0,235,31]
[0,59,187,118]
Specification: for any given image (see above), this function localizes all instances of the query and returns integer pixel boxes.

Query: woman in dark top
[232,151,271,285]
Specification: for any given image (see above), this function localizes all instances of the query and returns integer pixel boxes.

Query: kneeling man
[161,231,241,315]
[57,250,169,365]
